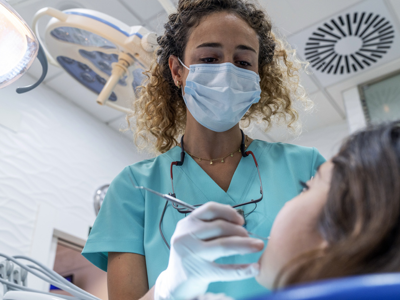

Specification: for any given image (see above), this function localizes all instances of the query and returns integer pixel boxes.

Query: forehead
[185,12,259,51]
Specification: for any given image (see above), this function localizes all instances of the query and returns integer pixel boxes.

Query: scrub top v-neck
[82,140,325,299]
[178,142,259,207]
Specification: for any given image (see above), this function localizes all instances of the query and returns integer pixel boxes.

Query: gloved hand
[154,202,264,300]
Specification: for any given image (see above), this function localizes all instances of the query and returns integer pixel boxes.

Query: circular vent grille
[305,12,395,75]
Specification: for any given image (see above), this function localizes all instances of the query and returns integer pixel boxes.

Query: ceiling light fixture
[31,0,176,114]
[0,0,48,93]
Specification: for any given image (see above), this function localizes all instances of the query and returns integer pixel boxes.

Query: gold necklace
[185,136,248,165]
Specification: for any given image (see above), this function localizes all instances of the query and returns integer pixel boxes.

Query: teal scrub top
[82,140,325,299]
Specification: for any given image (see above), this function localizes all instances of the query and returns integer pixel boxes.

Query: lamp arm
[32,7,67,67]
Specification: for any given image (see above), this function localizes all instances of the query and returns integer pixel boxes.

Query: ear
[169,55,184,87]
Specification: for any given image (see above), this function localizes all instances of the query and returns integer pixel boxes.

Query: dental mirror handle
[164,194,269,240]
[164,194,196,211]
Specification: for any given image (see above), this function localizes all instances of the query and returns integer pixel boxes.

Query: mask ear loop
[178,57,190,70]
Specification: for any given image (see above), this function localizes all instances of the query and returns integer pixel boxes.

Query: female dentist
[82,0,325,299]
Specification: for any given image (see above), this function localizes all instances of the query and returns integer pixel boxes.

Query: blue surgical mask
[179,58,261,132]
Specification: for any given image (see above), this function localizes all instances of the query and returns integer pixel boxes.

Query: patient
[257,121,400,289]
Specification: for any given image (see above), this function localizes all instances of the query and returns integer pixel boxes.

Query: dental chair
[3,291,65,300]
[0,253,99,300]
[250,273,400,300]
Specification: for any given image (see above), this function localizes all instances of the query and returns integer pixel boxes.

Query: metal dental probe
[132,183,270,241]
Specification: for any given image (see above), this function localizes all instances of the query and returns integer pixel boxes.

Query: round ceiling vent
[305,12,394,75]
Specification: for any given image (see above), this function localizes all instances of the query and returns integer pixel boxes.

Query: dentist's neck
[183,110,243,160]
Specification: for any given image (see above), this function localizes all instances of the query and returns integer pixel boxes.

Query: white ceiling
[13,0,400,141]
[260,0,363,36]
[289,0,400,87]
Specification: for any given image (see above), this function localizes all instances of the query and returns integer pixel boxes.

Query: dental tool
[132,184,269,241]
[135,186,197,211]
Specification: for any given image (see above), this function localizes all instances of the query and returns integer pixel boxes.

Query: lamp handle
[16,43,48,94]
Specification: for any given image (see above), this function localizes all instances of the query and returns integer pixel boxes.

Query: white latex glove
[196,293,234,300]
[154,202,264,300]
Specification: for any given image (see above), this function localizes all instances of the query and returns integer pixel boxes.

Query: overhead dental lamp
[31,5,164,114]
[0,0,48,93]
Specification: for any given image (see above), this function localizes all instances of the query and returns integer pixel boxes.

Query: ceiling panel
[388,0,400,22]
[45,73,124,123]
[146,11,168,34]
[261,0,362,36]
[119,0,165,23]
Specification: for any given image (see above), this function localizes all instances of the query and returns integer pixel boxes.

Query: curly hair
[129,0,310,153]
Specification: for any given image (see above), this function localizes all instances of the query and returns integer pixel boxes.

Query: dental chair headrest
[249,273,400,300]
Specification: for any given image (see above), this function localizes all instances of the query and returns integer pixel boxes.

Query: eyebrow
[196,42,257,53]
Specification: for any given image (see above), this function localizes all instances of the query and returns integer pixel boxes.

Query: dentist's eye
[237,61,251,67]
[299,180,309,192]
[201,57,217,63]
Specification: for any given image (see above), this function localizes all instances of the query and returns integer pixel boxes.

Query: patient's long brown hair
[276,121,400,288]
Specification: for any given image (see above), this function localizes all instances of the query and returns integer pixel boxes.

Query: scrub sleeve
[82,166,145,270]
[82,140,325,299]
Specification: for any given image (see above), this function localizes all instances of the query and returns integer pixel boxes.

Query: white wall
[0,75,148,291]
[342,87,368,134]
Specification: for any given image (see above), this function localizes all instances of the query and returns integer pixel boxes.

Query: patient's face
[256,161,334,289]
